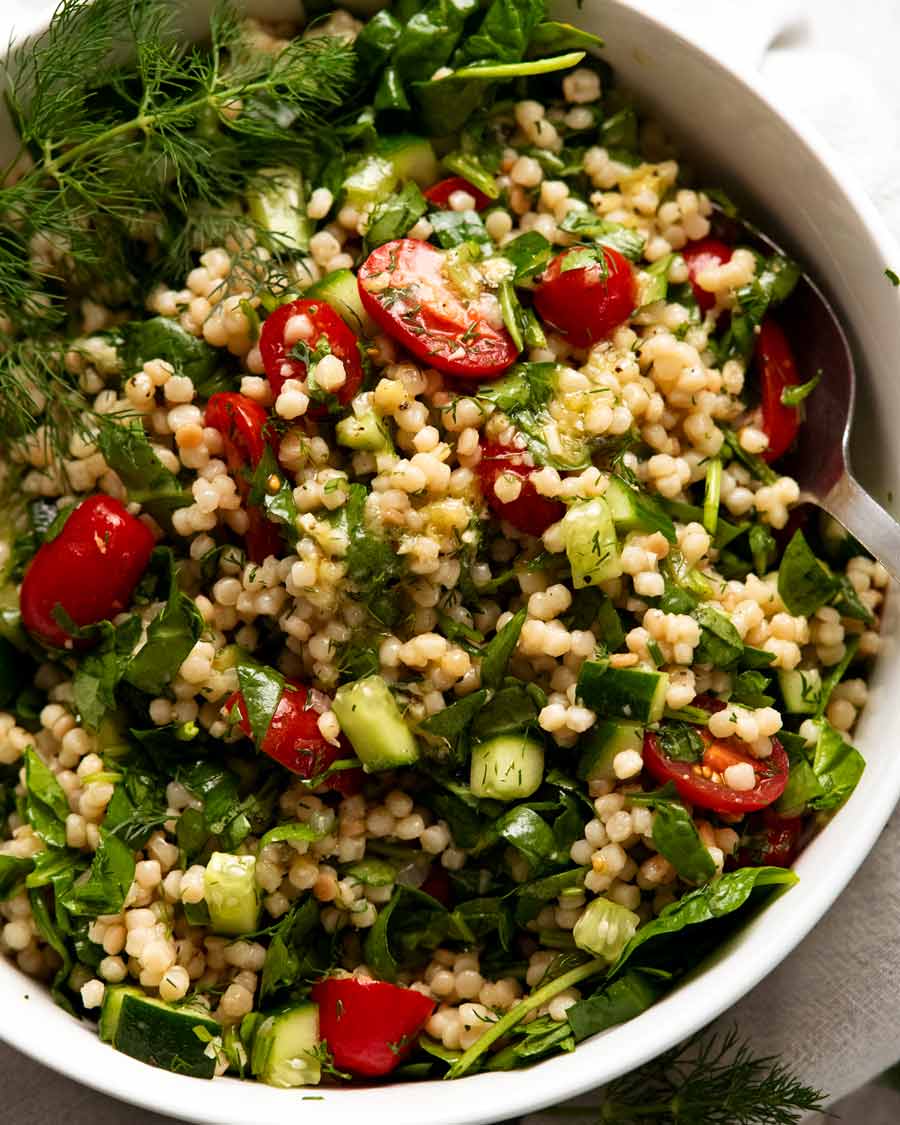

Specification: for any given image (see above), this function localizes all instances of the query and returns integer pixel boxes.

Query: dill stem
[446,957,606,1079]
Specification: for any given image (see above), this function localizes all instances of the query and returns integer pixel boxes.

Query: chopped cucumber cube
[342,155,397,210]
[470,734,545,801]
[577,662,669,724]
[246,166,310,255]
[251,1003,321,1089]
[376,133,440,189]
[205,852,260,936]
[305,268,377,336]
[778,668,822,714]
[562,497,622,589]
[577,720,644,785]
[336,410,392,452]
[332,675,419,771]
[573,896,640,963]
[100,986,220,1079]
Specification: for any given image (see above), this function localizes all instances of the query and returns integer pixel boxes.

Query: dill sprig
[592,1026,826,1124]
[0,0,358,455]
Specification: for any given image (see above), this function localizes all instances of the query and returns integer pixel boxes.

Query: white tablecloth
[2,2,900,1122]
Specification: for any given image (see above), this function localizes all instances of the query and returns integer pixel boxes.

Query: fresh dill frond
[595,1026,826,1124]
[0,0,359,455]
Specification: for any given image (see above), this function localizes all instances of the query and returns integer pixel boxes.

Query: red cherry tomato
[682,237,733,314]
[227,680,362,795]
[643,729,789,814]
[419,864,452,907]
[311,976,435,1077]
[735,808,803,869]
[533,245,636,349]
[756,317,801,463]
[20,495,155,649]
[258,298,364,412]
[423,176,492,212]
[358,239,517,380]
[204,392,274,475]
[204,393,282,564]
[475,441,565,538]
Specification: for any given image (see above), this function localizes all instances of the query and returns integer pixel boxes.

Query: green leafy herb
[566,969,662,1043]
[73,616,143,729]
[429,209,491,251]
[259,896,321,1000]
[634,796,716,884]
[441,151,501,201]
[500,232,554,282]
[693,605,744,669]
[248,446,299,545]
[480,609,526,691]
[120,318,219,388]
[125,550,202,695]
[24,746,71,848]
[558,212,645,261]
[60,828,135,916]
[777,530,839,616]
[0,855,35,899]
[781,371,821,407]
[328,484,405,626]
[364,182,428,253]
[96,419,190,523]
[656,723,704,763]
[731,670,774,709]
[234,655,284,746]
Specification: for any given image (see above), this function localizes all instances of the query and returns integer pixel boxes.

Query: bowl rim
[2,2,900,1123]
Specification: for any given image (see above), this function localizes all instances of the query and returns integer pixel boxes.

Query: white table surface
[2,1,900,1122]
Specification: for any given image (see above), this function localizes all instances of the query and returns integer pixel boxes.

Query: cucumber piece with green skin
[251,1003,321,1088]
[204,852,260,936]
[562,497,622,589]
[573,897,640,963]
[332,675,420,771]
[376,133,440,189]
[604,476,676,542]
[342,154,398,210]
[100,987,220,1079]
[246,166,310,255]
[577,662,669,724]
[345,858,396,886]
[470,735,545,800]
[778,668,822,714]
[305,268,378,336]
[336,410,392,452]
[577,720,644,785]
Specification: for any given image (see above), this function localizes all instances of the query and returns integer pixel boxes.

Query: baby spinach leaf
[329,484,405,627]
[125,551,202,696]
[120,317,218,386]
[527,20,605,56]
[480,608,526,692]
[730,670,774,709]
[0,855,34,898]
[29,887,75,1013]
[558,212,645,261]
[490,806,557,870]
[24,747,70,848]
[807,719,865,810]
[471,681,543,741]
[777,530,839,616]
[693,605,744,669]
[364,182,427,253]
[61,828,135,916]
[96,419,190,522]
[355,10,402,81]
[515,867,586,925]
[424,778,490,850]
[235,655,284,747]
[103,765,169,849]
[567,969,663,1043]
[609,866,798,976]
[430,209,491,250]
[501,232,553,283]
[393,0,478,84]
[442,151,501,200]
[456,0,545,66]
[73,615,143,729]
[420,689,489,750]
[248,446,299,546]
[451,896,514,947]
[260,896,321,1001]
[815,635,860,719]
[645,800,716,884]
[178,760,254,849]
[638,254,675,307]
[832,574,875,624]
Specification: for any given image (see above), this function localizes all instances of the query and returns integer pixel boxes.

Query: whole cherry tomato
[20,495,155,648]
[358,239,517,380]
[258,298,364,412]
[204,392,282,564]
[755,317,801,463]
[227,680,362,795]
[311,976,435,1077]
[533,245,636,348]
[423,176,492,212]
[735,808,804,869]
[475,441,565,538]
[643,729,789,814]
[682,237,733,314]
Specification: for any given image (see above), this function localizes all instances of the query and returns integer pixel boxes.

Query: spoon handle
[820,472,900,585]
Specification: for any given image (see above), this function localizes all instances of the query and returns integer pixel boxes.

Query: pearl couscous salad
[0,0,884,1090]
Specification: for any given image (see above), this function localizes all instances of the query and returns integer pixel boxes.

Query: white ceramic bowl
[2,2,900,1122]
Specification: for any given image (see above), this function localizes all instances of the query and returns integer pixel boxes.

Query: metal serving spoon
[716,212,900,583]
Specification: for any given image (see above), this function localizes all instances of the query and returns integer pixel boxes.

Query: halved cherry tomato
[643,729,789,814]
[227,680,362,795]
[735,808,803,869]
[475,441,565,538]
[756,317,800,463]
[682,237,733,314]
[21,495,155,649]
[204,392,282,564]
[533,245,636,349]
[311,976,435,1077]
[423,176,492,212]
[258,298,364,412]
[358,238,517,380]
